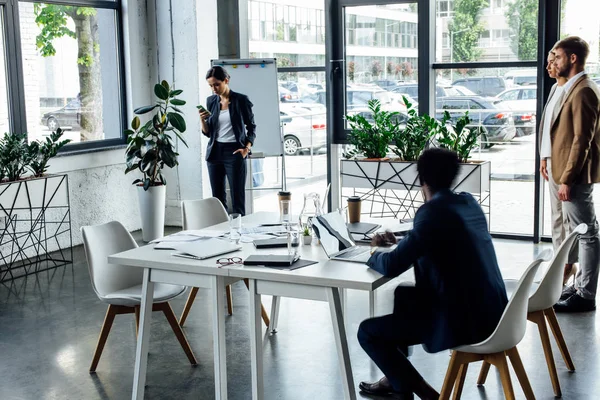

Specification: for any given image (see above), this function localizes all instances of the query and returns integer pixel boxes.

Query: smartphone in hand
[196,105,211,116]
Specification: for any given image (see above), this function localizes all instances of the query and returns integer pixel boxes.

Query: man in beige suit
[547,37,600,312]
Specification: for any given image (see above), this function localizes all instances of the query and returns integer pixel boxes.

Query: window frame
[7,0,127,153]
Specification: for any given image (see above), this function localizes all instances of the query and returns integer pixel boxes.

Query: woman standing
[540,50,577,285]
[200,66,256,215]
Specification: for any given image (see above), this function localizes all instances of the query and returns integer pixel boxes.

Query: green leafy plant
[435,111,482,163]
[28,128,71,177]
[345,99,400,159]
[392,97,437,161]
[125,80,189,191]
[0,133,36,182]
[302,225,311,236]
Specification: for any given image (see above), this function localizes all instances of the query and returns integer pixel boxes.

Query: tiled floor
[1,234,597,400]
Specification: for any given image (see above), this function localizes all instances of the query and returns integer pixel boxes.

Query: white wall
[43,0,219,245]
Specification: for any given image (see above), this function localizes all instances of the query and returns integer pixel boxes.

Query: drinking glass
[229,213,242,244]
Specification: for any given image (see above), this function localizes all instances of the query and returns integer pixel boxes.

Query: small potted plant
[301,225,312,245]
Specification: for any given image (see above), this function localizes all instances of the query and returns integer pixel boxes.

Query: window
[499,90,519,101]
[522,89,536,100]
[16,1,124,149]
[0,11,9,135]
[436,0,538,62]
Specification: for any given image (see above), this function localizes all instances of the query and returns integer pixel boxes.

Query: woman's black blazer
[202,90,256,161]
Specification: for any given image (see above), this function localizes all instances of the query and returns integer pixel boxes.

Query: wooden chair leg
[159,302,198,365]
[243,278,270,327]
[225,285,233,315]
[506,347,536,400]
[477,362,491,385]
[530,310,561,397]
[179,287,199,326]
[90,305,118,372]
[452,363,468,400]
[134,305,140,338]
[544,307,575,371]
[440,351,462,399]
[494,353,516,400]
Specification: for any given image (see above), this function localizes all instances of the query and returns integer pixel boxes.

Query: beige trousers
[547,159,578,263]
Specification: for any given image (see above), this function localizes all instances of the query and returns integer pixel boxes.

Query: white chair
[479,224,587,397]
[178,198,271,328]
[81,221,197,372]
[440,250,551,400]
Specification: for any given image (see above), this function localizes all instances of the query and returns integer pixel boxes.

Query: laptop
[312,212,373,263]
[172,238,241,260]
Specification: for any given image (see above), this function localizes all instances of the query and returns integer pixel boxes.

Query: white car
[496,86,537,136]
[280,106,327,156]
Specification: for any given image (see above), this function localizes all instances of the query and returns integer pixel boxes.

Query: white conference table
[109,211,393,400]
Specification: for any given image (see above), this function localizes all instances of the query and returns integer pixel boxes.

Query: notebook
[172,238,241,260]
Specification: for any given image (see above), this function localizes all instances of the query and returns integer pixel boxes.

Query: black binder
[243,254,300,267]
[253,237,299,248]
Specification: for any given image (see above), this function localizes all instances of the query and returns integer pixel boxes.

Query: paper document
[175,229,226,238]
[241,225,296,235]
[150,235,205,244]
[172,238,241,260]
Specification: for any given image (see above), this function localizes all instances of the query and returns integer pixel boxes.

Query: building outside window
[6,1,126,149]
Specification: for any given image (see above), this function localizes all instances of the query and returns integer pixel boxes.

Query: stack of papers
[151,229,228,250]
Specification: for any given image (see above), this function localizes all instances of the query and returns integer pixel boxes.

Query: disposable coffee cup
[278,191,291,213]
[347,196,361,223]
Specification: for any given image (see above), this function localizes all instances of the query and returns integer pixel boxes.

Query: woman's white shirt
[216,109,236,143]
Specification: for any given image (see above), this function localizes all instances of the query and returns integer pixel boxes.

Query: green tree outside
[448,0,488,63]
[506,0,538,60]
[34,4,103,142]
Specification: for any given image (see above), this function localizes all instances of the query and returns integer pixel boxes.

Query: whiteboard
[211,59,283,157]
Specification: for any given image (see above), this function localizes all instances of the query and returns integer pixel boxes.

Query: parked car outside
[280,106,326,156]
[279,86,300,103]
[40,99,82,131]
[504,69,536,88]
[391,84,465,98]
[307,83,325,91]
[496,86,537,136]
[370,79,402,90]
[436,96,516,144]
[451,77,506,97]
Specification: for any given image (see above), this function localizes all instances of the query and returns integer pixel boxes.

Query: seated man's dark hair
[417,148,459,192]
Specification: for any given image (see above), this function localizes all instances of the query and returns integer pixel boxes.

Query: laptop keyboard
[338,246,369,259]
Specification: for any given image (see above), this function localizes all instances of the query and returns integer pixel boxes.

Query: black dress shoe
[560,285,577,301]
[359,377,414,399]
[554,293,596,312]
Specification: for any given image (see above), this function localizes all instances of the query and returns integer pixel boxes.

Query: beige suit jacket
[542,75,600,185]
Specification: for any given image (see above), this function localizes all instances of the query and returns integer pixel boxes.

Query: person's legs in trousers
[357,286,439,399]
[556,183,600,312]
[224,152,247,216]
[207,160,228,211]
[548,160,578,283]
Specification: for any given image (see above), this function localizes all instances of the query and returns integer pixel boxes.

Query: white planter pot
[302,235,312,245]
[137,185,166,242]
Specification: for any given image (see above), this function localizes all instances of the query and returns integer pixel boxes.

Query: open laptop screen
[312,212,355,257]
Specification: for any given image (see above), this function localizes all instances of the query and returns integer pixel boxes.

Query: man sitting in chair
[358,148,508,400]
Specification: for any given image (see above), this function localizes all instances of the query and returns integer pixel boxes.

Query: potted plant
[125,80,189,242]
[301,225,312,245]
[344,99,400,159]
[341,97,490,222]
[0,128,72,283]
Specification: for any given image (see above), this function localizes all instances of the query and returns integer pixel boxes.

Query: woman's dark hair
[206,66,230,81]
[417,148,459,192]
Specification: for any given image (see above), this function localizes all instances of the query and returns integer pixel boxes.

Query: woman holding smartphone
[199,66,256,215]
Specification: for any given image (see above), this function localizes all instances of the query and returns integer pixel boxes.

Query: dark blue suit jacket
[203,90,256,161]
[367,189,508,353]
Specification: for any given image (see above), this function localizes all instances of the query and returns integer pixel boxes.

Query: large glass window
[541,0,600,237]
[436,0,538,63]
[248,1,328,214]
[0,10,9,135]
[18,2,123,146]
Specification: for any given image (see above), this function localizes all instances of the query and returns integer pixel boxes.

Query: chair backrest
[529,223,587,311]
[470,250,550,354]
[81,221,142,299]
[181,198,229,230]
